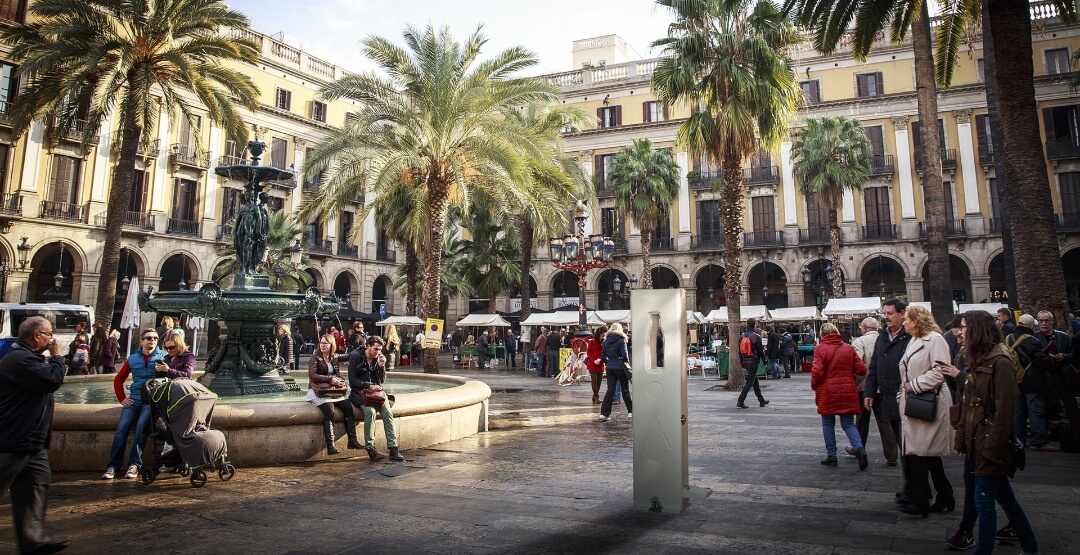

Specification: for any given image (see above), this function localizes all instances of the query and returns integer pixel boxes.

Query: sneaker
[995,523,1017,540]
[946,529,974,550]
[101,467,116,480]
[123,464,139,479]
[627,413,633,419]
[1030,444,1060,452]
[598,415,609,421]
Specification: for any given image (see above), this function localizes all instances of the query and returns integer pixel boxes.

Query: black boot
[322,421,339,455]
[347,434,363,450]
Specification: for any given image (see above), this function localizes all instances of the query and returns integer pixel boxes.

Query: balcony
[218,154,246,167]
[613,237,629,255]
[0,192,22,215]
[688,169,723,190]
[307,239,333,256]
[743,166,779,185]
[0,99,10,126]
[38,200,86,223]
[48,117,99,145]
[798,227,830,245]
[595,182,615,198]
[742,230,784,248]
[266,172,297,191]
[977,144,994,167]
[919,219,967,238]
[337,242,359,257]
[861,224,898,240]
[1046,138,1080,161]
[166,218,199,236]
[216,223,234,241]
[170,143,210,170]
[691,234,724,250]
[114,138,161,158]
[302,174,323,192]
[93,210,155,231]
[914,148,958,173]
[376,248,397,263]
[649,237,675,252]
[1058,212,1080,231]
[869,155,894,176]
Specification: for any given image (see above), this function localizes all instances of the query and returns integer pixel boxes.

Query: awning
[909,300,959,314]
[596,310,631,324]
[821,297,882,317]
[456,313,513,327]
[703,305,767,323]
[519,311,604,327]
[957,302,1007,315]
[768,306,822,322]
[376,315,426,326]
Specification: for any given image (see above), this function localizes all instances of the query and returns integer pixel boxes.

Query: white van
[0,302,95,358]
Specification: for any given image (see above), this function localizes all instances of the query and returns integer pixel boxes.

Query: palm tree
[394,230,473,319]
[213,211,313,292]
[301,25,562,373]
[2,0,259,327]
[505,103,592,321]
[462,206,522,313]
[370,183,429,316]
[652,0,801,388]
[608,139,681,289]
[790,116,872,297]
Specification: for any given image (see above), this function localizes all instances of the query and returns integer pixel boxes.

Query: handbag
[623,362,632,381]
[905,390,938,421]
[361,384,387,409]
[312,379,347,398]
[949,404,962,430]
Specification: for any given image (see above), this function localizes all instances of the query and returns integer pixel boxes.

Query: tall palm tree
[505,103,592,321]
[462,206,522,313]
[394,230,473,319]
[301,25,562,373]
[2,0,259,327]
[213,211,313,292]
[781,0,954,326]
[652,0,801,388]
[608,139,681,289]
[790,116,872,297]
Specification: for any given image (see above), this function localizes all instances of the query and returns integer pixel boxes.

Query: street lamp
[877,255,886,299]
[611,272,637,302]
[802,262,834,309]
[53,244,66,289]
[762,283,769,307]
[17,236,31,269]
[121,249,131,292]
[549,201,614,337]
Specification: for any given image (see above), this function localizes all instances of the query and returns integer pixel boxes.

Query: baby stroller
[141,378,235,488]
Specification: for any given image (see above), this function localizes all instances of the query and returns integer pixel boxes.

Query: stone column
[17,123,46,213]
[781,140,797,226]
[200,125,222,240]
[291,139,306,215]
[892,116,917,220]
[150,109,171,222]
[954,109,981,215]
[676,150,691,250]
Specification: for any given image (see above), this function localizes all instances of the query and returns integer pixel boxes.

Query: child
[71,335,91,375]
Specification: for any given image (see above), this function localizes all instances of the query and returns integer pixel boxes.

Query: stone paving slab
[3,359,1078,554]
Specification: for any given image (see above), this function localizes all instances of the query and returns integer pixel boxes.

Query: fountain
[138,140,339,396]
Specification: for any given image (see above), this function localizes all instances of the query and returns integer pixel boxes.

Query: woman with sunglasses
[159,331,195,379]
[102,328,166,480]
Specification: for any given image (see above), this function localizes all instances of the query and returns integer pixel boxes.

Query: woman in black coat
[599,323,632,422]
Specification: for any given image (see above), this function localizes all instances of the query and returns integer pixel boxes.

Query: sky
[224,0,676,76]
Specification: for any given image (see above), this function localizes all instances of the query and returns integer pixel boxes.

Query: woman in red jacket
[812,322,869,469]
[586,326,607,404]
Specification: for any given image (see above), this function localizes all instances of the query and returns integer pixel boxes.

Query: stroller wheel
[190,470,208,488]
[141,467,157,486]
[219,464,235,481]
[179,466,190,477]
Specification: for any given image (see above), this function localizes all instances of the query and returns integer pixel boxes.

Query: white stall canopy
[957,303,1008,315]
[768,306,822,322]
[821,297,883,317]
[704,305,768,323]
[376,315,426,326]
[596,310,631,324]
[456,313,513,327]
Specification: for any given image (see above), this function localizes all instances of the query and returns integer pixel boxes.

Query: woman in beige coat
[897,304,954,517]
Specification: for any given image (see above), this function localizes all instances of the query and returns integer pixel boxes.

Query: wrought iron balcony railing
[38,200,86,223]
[170,143,210,169]
[307,239,333,255]
[1057,212,1080,231]
[869,154,894,176]
[0,192,22,215]
[688,169,723,190]
[166,218,199,236]
[649,237,675,252]
[1046,138,1080,161]
[376,248,397,262]
[742,230,784,248]
[337,243,359,257]
[690,233,724,250]
[914,148,958,172]
[861,224,897,240]
[919,219,967,238]
[798,227,830,245]
[743,166,779,185]
[93,211,155,231]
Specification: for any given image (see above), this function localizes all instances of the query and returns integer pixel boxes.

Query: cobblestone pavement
[4,355,1079,554]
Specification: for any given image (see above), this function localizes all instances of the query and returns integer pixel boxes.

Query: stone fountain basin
[49,373,491,470]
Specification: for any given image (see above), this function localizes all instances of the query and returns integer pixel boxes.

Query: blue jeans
[537,354,547,376]
[769,358,781,378]
[614,380,622,402]
[107,401,151,470]
[974,475,1039,555]
[1015,392,1047,446]
[821,414,862,457]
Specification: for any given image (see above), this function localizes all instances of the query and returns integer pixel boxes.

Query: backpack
[1002,333,1034,384]
[739,334,754,358]
[72,347,88,365]
[781,333,793,351]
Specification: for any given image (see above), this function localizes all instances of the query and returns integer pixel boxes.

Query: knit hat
[1018,314,1036,328]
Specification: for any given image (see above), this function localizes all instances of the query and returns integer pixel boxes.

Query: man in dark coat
[0,316,68,554]
[863,299,913,501]
[997,308,1017,337]
[736,318,769,409]
[766,325,781,378]
[1033,310,1077,441]
[546,328,563,378]
[504,329,518,368]
[1010,314,1053,450]
[477,331,491,369]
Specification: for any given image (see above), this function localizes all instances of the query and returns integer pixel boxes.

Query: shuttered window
[856,72,883,97]
[1060,172,1080,216]
[127,170,149,213]
[805,194,829,230]
[172,178,198,222]
[975,114,993,157]
[1045,48,1070,75]
[865,125,885,158]
[751,196,776,233]
[221,187,243,223]
[698,200,722,239]
[800,80,820,104]
[275,87,292,111]
[270,137,288,169]
[601,207,618,238]
[943,182,956,221]
[597,105,621,128]
[988,178,1001,220]
[49,155,80,205]
[642,101,668,123]
[863,187,892,230]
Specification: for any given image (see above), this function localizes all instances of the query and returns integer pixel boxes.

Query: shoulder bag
[361,384,387,409]
[902,344,939,421]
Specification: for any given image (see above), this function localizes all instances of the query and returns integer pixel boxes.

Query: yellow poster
[424,318,444,349]
[558,347,571,373]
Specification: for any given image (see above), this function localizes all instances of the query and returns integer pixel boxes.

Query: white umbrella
[121,277,141,355]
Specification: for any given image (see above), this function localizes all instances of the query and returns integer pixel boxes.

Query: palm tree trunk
[987,0,1069,322]
[404,243,418,316]
[829,210,845,298]
[488,291,497,314]
[640,230,653,289]
[519,217,534,321]
[94,88,142,327]
[912,6,953,327]
[980,0,1018,307]
[720,155,745,390]
[421,186,449,374]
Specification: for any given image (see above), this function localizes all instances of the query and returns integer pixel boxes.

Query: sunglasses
[143,336,158,341]
[164,344,177,350]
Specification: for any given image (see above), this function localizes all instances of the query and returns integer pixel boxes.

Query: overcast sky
[225,0,676,76]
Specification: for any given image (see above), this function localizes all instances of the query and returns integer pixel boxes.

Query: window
[0,0,26,23]
[221,187,243,223]
[594,153,616,187]
[0,62,17,113]
[264,196,284,213]
[751,196,776,233]
[988,178,1001,220]
[1044,105,1080,148]
[800,80,820,104]
[698,200,722,240]
[943,182,956,221]
[224,139,239,163]
[127,170,149,213]
[643,101,667,123]
[275,87,292,111]
[655,217,672,241]
[311,100,327,123]
[0,144,8,189]
[172,178,198,221]
[307,222,324,243]
[601,207,618,238]
[340,210,354,243]
[49,155,80,205]
[976,58,985,82]
[856,72,883,98]
[863,186,892,231]
[179,115,200,150]
[269,137,288,169]
[805,194,829,230]
[1060,172,1080,217]
[597,105,621,128]
[1045,48,1071,75]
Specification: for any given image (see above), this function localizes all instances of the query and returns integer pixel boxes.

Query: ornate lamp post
[611,273,637,305]
[549,201,614,338]
[801,262,834,310]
